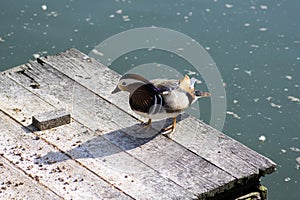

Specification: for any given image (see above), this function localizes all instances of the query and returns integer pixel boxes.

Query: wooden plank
[0,156,60,200]
[173,117,276,175]
[0,111,131,200]
[5,60,236,198]
[37,49,138,120]
[33,119,223,198]
[1,67,197,199]
[0,73,54,126]
[38,48,275,176]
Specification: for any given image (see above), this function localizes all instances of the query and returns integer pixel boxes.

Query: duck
[111,73,210,136]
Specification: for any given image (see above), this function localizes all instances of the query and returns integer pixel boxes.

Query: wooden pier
[0,49,275,199]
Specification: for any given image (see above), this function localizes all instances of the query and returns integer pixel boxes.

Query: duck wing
[129,83,163,113]
[151,79,180,93]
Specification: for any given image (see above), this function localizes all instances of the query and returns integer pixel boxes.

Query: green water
[1,0,299,199]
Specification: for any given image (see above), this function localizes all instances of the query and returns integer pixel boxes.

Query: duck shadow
[35,113,189,165]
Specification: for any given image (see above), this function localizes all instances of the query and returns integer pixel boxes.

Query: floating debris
[91,49,104,56]
[244,23,250,27]
[288,96,300,102]
[296,157,300,165]
[184,70,197,76]
[253,98,259,102]
[233,99,238,104]
[251,44,259,48]
[284,177,291,182]
[244,70,252,76]
[109,14,115,18]
[290,147,300,152]
[266,96,272,101]
[260,5,268,10]
[285,75,292,80]
[270,102,281,109]
[85,16,91,22]
[41,5,47,11]
[225,4,233,8]
[226,111,241,119]
[122,15,130,22]
[259,135,266,142]
[46,11,58,17]
[115,9,123,14]
[259,27,268,32]
[281,149,287,153]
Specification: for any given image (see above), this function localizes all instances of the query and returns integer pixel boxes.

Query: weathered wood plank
[5,59,236,198]
[38,48,275,176]
[38,49,137,120]
[0,48,276,199]
[0,111,131,200]
[0,156,60,200]
[2,67,197,199]
[0,73,54,126]
[173,117,276,175]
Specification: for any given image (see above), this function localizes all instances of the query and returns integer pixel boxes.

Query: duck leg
[161,117,177,137]
[145,118,152,126]
[138,118,152,131]
[140,118,151,126]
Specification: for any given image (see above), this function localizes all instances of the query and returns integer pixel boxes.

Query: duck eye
[121,82,127,86]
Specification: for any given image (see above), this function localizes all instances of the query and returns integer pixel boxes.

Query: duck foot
[160,118,177,137]
[137,119,153,132]
[141,118,152,126]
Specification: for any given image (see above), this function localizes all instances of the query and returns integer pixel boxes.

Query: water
[1,0,300,199]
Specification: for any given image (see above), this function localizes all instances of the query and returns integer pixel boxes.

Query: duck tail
[190,77,197,89]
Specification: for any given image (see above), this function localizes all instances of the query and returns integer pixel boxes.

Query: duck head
[111,73,151,94]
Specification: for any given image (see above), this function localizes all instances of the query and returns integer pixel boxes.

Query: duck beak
[111,86,121,94]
